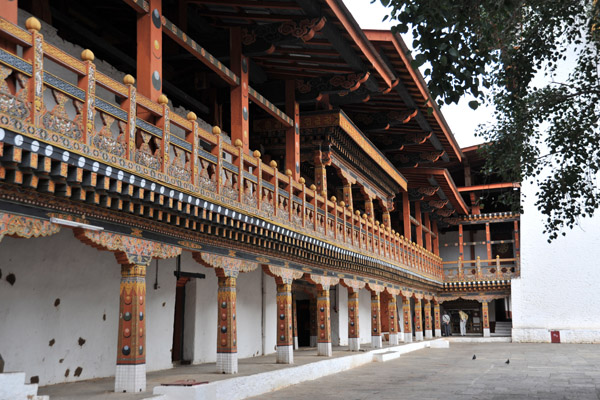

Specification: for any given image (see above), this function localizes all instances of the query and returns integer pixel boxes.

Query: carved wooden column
[386,288,400,345]
[414,297,423,341]
[306,274,339,356]
[341,279,366,351]
[424,299,433,339]
[117,263,147,391]
[263,265,303,364]
[402,192,411,241]
[365,197,374,219]
[314,149,330,199]
[230,27,250,153]
[402,294,412,343]
[367,283,384,349]
[193,253,258,373]
[415,201,423,247]
[285,80,300,179]
[433,300,442,337]
[137,0,162,102]
[424,212,432,251]
[482,301,491,337]
[342,181,354,211]
[75,229,181,392]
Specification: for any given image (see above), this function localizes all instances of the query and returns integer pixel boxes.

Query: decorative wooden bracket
[262,264,304,284]
[242,17,326,55]
[0,212,60,242]
[340,278,366,293]
[366,282,384,294]
[296,71,370,102]
[305,273,339,290]
[75,229,181,266]
[193,252,258,278]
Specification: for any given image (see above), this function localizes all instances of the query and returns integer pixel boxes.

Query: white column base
[483,328,491,337]
[435,329,442,337]
[404,333,413,343]
[317,342,332,357]
[389,333,399,345]
[415,331,424,341]
[276,345,294,364]
[425,330,433,339]
[348,337,360,351]
[372,335,383,349]
[216,353,238,374]
[310,336,317,347]
[115,364,146,393]
[293,336,299,350]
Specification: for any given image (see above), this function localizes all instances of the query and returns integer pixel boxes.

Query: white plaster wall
[512,179,600,342]
[236,268,263,358]
[185,252,218,364]
[358,289,371,344]
[145,258,177,372]
[439,231,460,262]
[262,271,277,356]
[337,286,348,346]
[0,230,176,385]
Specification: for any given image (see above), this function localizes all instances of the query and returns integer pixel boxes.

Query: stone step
[0,372,41,400]
[373,351,401,362]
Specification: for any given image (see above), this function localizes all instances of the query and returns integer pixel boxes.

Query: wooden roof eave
[362,30,464,163]
[401,168,470,215]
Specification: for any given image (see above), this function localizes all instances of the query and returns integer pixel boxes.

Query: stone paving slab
[38,344,382,400]
[253,343,600,400]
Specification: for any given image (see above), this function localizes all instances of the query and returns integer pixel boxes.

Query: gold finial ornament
[212,126,221,135]
[269,160,277,168]
[187,112,197,121]
[340,201,345,207]
[123,74,135,85]
[310,184,316,191]
[158,94,168,105]
[253,150,261,158]
[234,139,243,148]
[299,177,305,184]
[330,196,336,202]
[25,17,41,32]
[285,169,292,176]
[355,210,360,215]
[81,49,95,62]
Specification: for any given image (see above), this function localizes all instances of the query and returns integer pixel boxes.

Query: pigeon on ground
[472,355,476,360]
[505,359,510,364]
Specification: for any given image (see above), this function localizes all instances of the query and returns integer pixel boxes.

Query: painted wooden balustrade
[0,17,443,281]
[442,255,520,282]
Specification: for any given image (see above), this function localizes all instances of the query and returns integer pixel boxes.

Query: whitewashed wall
[439,230,488,263]
[512,180,600,343]
[0,230,176,386]
[358,289,371,344]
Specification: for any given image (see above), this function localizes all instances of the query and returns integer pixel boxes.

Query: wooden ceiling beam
[188,0,302,9]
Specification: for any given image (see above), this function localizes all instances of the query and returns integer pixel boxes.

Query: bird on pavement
[505,359,510,364]
[472,355,476,360]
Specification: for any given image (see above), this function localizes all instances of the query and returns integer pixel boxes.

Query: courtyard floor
[254,342,600,400]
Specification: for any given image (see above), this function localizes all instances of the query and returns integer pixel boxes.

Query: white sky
[342,0,491,148]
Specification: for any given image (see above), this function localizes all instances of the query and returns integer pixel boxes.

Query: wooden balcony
[0,17,443,284]
[442,256,520,290]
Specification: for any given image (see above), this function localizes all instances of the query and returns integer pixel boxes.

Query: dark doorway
[171,277,189,363]
[297,300,311,347]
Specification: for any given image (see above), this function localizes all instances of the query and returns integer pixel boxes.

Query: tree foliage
[381,0,600,240]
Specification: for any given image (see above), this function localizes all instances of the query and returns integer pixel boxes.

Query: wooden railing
[442,256,520,282]
[0,17,444,281]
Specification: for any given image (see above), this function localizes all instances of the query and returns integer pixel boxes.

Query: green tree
[381,0,600,240]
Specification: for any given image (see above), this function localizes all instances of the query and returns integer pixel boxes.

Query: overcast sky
[342,0,491,148]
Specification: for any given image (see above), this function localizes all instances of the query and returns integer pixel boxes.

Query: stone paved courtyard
[254,343,600,400]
